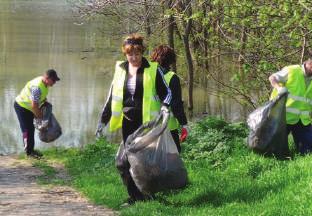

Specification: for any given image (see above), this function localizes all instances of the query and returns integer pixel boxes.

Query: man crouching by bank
[14,69,60,158]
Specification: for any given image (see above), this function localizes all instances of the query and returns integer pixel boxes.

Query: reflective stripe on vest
[15,76,48,112]
[270,65,312,125]
[164,71,180,130]
[109,61,161,132]
[288,94,312,105]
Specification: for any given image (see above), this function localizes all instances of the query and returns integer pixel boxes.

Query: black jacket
[100,58,172,125]
[159,66,188,126]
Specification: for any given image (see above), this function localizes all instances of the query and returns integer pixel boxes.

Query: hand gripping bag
[34,102,62,143]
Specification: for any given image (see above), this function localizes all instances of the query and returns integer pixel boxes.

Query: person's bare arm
[31,101,43,119]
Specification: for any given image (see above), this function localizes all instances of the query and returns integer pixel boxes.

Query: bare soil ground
[0,155,116,216]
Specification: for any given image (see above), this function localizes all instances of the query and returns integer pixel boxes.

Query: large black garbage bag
[34,102,62,143]
[117,112,187,195]
[247,91,289,158]
[115,140,128,171]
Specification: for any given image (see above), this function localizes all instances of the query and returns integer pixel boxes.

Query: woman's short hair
[150,45,176,69]
[122,34,146,54]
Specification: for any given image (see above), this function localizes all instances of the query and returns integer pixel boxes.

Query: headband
[124,39,143,46]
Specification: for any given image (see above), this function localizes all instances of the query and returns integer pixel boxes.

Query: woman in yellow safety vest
[97,34,172,205]
[150,45,189,153]
[269,59,312,154]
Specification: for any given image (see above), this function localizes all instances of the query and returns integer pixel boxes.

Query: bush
[183,117,248,167]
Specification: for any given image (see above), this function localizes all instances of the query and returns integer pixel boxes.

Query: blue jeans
[287,121,312,154]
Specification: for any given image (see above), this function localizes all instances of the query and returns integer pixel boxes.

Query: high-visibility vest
[270,65,312,125]
[109,61,161,132]
[15,76,48,112]
[164,71,180,130]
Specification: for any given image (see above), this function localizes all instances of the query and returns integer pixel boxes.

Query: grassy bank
[39,117,312,215]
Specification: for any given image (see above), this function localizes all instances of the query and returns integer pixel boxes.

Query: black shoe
[32,150,43,157]
[120,197,135,208]
[145,194,155,201]
[27,150,43,159]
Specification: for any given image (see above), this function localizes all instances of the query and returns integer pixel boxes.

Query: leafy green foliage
[183,0,312,107]
[183,117,248,167]
[73,0,312,110]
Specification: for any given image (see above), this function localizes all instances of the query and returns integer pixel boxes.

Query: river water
[0,0,246,154]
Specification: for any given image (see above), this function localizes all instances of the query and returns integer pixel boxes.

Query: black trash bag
[247,91,289,158]
[118,112,187,195]
[34,102,62,143]
[115,141,128,171]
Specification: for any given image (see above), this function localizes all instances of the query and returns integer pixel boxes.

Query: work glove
[95,122,103,138]
[277,86,288,95]
[160,105,169,114]
[180,125,189,143]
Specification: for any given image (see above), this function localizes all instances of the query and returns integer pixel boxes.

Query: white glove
[277,86,288,94]
[160,105,169,114]
[95,122,103,138]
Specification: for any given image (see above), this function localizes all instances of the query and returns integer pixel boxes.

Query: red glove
[180,125,189,142]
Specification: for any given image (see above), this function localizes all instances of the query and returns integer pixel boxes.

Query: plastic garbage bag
[115,140,128,171]
[117,111,187,195]
[34,102,62,143]
[34,102,52,130]
[247,91,289,158]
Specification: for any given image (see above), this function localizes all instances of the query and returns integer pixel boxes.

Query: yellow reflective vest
[271,65,312,125]
[15,76,49,112]
[164,71,180,130]
[109,61,161,132]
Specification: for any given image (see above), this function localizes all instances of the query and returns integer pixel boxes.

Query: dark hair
[150,45,176,69]
[45,69,60,81]
[122,33,146,54]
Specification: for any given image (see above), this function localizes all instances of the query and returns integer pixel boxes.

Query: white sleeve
[30,86,41,103]
[272,67,289,84]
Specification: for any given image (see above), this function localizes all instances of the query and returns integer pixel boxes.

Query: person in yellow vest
[97,34,171,205]
[150,45,189,153]
[269,59,312,154]
[14,69,60,158]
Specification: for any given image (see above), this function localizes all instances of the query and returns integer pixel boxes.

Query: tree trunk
[238,26,247,64]
[166,0,177,72]
[202,2,210,87]
[183,35,194,111]
[203,2,209,71]
[182,0,194,111]
[144,0,151,37]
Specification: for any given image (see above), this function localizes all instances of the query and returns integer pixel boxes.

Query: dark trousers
[287,121,312,154]
[170,129,181,153]
[118,115,145,201]
[14,101,35,154]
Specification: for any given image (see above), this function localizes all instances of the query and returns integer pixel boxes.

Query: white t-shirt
[127,74,136,96]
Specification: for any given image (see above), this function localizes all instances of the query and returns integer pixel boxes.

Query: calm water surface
[0,0,245,154]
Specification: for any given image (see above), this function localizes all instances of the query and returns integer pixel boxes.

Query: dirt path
[0,155,116,216]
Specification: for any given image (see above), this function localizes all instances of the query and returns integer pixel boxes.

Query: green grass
[36,117,312,215]
[32,160,59,184]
